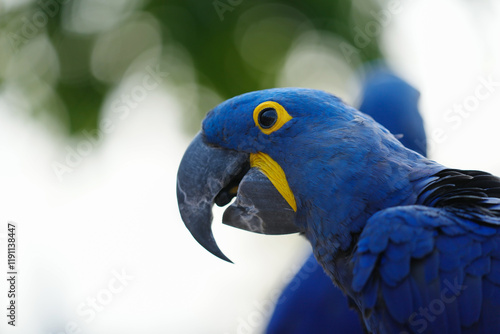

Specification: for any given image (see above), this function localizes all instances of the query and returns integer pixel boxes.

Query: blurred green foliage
[0,0,381,134]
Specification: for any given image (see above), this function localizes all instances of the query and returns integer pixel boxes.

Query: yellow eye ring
[253,101,293,135]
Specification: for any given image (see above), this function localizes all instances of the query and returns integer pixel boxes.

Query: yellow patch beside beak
[250,152,297,212]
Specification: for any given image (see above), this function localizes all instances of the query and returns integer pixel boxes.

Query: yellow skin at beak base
[249,152,297,212]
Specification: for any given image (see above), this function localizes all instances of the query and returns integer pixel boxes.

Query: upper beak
[177,132,298,262]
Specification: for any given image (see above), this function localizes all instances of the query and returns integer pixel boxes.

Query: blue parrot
[176,86,500,333]
[266,67,427,334]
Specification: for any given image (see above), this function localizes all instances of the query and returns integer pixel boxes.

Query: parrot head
[177,88,419,262]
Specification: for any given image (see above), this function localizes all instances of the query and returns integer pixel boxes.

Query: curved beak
[177,132,299,262]
[177,133,248,262]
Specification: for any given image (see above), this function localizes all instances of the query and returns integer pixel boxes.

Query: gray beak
[177,132,298,263]
[223,168,297,234]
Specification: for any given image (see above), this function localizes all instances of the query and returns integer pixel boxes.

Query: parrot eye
[258,108,278,129]
[253,101,293,135]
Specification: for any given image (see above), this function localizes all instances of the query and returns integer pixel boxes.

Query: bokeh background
[1,0,500,333]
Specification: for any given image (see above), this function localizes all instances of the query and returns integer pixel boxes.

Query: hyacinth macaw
[176,86,500,333]
[266,67,426,334]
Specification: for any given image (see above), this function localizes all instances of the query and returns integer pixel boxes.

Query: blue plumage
[266,255,363,334]
[267,67,427,333]
[177,71,500,333]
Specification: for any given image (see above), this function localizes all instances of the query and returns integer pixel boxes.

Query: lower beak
[223,167,297,234]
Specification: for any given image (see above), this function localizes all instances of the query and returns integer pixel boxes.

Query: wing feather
[352,205,500,333]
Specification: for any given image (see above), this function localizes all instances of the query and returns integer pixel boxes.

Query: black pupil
[258,108,278,129]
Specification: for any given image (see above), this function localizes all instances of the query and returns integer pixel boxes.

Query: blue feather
[389,223,416,243]
[425,252,440,283]
[481,238,497,257]
[479,279,500,332]
[352,253,378,292]
[384,241,411,261]
[437,235,471,254]
[459,274,483,327]
[486,259,500,284]
[441,224,466,235]
[439,250,461,272]
[368,230,390,253]
[413,230,435,258]
[361,276,379,310]
[466,256,491,276]
[382,279,413,323]
[380,255,410,287]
